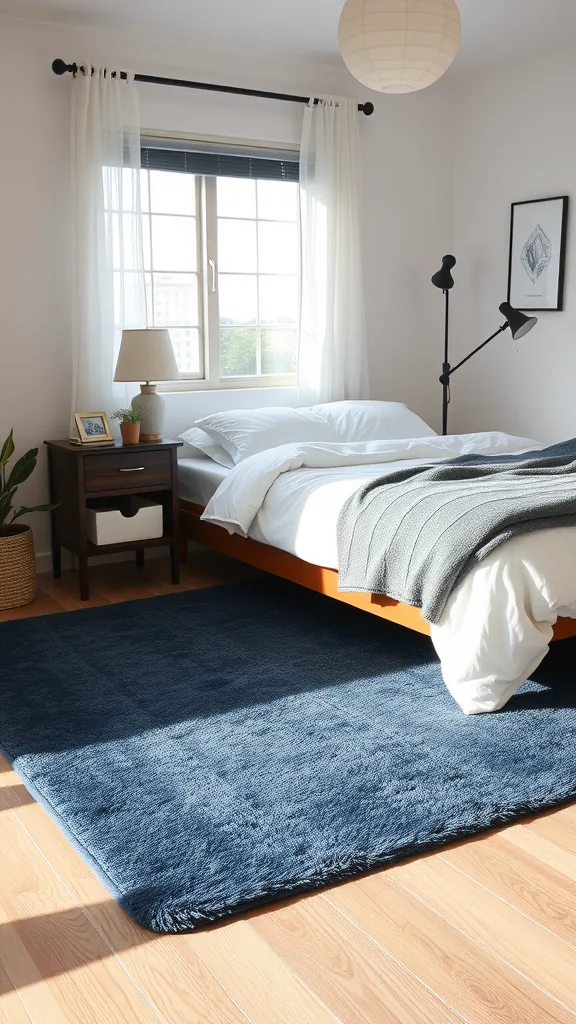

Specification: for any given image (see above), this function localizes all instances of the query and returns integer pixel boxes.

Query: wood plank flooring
[1,553,575,1023]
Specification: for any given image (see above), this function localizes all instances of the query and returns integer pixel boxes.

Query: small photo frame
[73,412,113,443]
[507,196,569,311]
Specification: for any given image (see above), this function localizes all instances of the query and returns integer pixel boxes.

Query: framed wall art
[507,196,569,312]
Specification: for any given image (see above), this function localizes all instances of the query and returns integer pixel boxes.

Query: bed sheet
[178,458,230,507]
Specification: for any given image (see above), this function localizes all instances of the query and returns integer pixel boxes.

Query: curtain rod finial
[361,101,374,116]
[52,59,74,75]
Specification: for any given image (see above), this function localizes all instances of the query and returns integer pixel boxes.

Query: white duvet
[202,432,576,715]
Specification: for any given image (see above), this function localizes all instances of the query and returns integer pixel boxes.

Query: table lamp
[114,329,179,442]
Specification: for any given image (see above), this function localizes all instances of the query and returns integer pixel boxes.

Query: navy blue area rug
[1,578,575,933]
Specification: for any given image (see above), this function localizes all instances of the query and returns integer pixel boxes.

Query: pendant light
[338,0,461,95]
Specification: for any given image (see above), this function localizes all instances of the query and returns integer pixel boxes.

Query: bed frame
[180,500,576,643]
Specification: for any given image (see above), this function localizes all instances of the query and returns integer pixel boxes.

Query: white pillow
[178,426,235,468]
[195,407,337,464]
[312,401,437,441]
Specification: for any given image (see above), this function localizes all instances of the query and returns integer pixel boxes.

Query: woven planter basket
[0,525,36,609]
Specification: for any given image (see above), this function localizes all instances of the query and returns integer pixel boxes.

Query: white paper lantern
[338,0,461,95]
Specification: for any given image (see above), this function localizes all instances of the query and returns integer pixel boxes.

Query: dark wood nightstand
[44,438,183,601]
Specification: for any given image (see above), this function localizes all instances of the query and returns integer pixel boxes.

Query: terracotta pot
[120,421,141,445]
[0,524,36,609]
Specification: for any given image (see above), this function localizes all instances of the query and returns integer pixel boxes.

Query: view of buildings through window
[112,168,300,386]
[215,176,299,380]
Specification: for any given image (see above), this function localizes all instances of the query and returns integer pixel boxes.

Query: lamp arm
[439,323,508,385]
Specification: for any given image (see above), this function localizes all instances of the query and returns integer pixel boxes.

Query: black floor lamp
[431,256,538,435]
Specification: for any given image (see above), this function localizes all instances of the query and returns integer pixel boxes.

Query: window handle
[208,259,217,293]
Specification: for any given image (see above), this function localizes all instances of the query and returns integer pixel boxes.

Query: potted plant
[0,430,58,609]
[112,408,141,445]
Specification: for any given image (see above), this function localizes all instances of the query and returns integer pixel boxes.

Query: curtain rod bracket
[51,59,375,115]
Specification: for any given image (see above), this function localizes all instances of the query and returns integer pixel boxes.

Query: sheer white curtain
[71,64,146,415]
[298,97,368,406]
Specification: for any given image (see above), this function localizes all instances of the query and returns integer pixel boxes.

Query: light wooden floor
[1,554,576,1024]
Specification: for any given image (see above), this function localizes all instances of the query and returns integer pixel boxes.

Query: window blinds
[141,139,300,182]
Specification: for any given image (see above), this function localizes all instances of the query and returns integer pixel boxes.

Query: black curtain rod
[52,59,374,116]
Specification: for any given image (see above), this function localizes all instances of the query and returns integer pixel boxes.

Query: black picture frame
[507,195,569,312]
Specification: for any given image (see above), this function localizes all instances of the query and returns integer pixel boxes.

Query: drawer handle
[119,466,146,473]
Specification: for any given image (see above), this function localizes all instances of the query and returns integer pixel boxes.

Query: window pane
[153,273,198,326]
[218,219,257,273]
[258,222,298,274]
[113,272,150,330]
[217,177,256,218]
[124,214,144,271]
[111,213,146,271]
[149,170,196,215]
[151,215,197,272]
[261,328,298,375]
[220,328,257,376]
[142,215,151,270]
[145,273,153,324]
[140,169,150,213]
[168,327,200,374]
[219,274,257,325]
[111,213,120,269]
[259,275,298,325]
[257,180,298,221]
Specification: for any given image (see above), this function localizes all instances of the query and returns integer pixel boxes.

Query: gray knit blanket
[337,439,576,625]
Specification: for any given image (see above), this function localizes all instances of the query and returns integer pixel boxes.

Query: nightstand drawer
[84,450,172,492]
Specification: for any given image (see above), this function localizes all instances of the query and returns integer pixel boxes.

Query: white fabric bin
[86,498,163,546]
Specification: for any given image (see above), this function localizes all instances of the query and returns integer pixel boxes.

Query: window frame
[141,131,301,394]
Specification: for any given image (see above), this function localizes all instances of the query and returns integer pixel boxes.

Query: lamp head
[431,255,456,291]
[499,302,538,342]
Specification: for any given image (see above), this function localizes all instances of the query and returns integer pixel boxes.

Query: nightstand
[44,438,183,600]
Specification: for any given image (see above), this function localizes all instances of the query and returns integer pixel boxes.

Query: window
[135,141,300,390]
[141,169,202,377]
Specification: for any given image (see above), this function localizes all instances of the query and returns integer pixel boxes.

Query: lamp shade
[431,254,456,290]
[114,329,179,383]
[338,0,461,95]
[499,303,538,342]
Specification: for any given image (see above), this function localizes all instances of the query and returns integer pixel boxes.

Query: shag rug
[1,578,575,933]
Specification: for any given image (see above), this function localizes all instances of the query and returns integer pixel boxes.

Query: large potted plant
[0,430,57,609]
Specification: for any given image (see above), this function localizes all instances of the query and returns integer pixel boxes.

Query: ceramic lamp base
[131,384,166,442]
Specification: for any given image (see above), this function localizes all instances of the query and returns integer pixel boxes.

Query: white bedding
[178,458,230,506]
[202,432,576,715]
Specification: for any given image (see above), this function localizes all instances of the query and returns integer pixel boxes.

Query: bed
[178,404,576,715]
[181,456,443,635]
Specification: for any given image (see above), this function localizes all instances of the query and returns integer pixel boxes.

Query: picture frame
[73,412,114,444]
[507,196,569,312]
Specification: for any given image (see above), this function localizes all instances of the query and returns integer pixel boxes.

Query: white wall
[0,13,453,562]
[451,46,576,444]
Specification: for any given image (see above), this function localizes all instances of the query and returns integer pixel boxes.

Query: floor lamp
[431,255,456,435]
[432,257,538,435]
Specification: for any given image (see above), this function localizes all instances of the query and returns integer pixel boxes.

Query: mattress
[178,458,230,506]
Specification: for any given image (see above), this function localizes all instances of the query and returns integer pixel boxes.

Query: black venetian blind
[141,145,299,183]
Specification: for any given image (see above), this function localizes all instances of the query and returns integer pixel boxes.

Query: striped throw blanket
[337,438,576,625]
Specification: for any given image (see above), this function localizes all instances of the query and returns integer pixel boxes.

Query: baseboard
[35,540,202,575]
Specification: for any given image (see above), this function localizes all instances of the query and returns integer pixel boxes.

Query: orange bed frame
[180,500,576,643]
